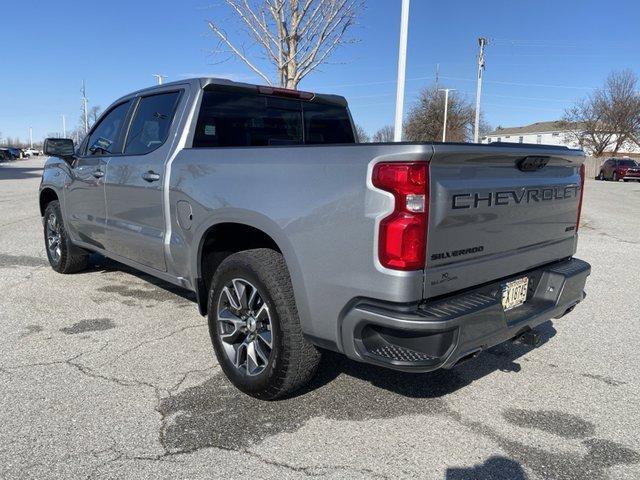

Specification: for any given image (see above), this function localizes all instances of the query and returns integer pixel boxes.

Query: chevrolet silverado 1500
[40,78,591,399]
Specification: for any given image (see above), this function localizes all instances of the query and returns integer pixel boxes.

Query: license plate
[501,277,529,311]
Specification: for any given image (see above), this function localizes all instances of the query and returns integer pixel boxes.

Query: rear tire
[613,172,619,181]
[208,248,321,400]
[597,171,604,181]
[43,201,89,274]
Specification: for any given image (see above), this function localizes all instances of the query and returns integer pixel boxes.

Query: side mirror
[44,138,75,159]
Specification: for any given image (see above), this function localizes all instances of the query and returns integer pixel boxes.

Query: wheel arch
[39,188,59,216]
[193,216,306,320]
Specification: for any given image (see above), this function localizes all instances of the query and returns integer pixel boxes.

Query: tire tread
[44,201,89,274]
[208,248,320,399]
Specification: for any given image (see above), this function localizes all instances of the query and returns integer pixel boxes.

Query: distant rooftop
[486,120,573,136]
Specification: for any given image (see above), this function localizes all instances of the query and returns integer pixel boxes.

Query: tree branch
[207,21,273,85]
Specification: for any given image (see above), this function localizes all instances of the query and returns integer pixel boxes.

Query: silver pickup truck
[40,78,590,399]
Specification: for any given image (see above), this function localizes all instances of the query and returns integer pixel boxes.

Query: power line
[323,74,594,92]
[440,75,595,90]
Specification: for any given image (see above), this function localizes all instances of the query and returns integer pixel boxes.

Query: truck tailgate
[425,143,584,298]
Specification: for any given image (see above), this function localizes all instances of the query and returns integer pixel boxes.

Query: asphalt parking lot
[1,156,639,479]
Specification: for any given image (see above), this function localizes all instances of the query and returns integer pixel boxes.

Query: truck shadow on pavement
[158,318,638,479]
[159,320,638,479]
[301,320,557,399]
[81,260,637,479]
[445,456,527,480]
[81,255,197,306]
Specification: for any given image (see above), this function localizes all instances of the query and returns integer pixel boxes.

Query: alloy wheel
[46,213,62,263]
[216,278,273,376]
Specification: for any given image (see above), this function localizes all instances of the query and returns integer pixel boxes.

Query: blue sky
[1,0,638,142]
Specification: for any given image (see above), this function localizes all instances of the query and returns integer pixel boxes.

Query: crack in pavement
[581,223,640,245]
[99,323,206,367]
[126,442,391,479]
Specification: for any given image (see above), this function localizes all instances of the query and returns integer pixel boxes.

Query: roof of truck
[120,77,348,107]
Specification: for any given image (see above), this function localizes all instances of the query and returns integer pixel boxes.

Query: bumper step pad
[369,344,437,363]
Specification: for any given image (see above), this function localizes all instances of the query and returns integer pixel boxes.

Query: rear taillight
[576,163,585,231]
[372,162,429,270]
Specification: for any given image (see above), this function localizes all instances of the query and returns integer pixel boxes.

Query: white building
[481,121,581,148]
[481,120,640,157]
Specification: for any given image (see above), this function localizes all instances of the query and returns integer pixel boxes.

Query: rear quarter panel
[168,144,432,346]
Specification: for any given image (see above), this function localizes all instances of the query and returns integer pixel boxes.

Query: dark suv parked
[597,158,640,182]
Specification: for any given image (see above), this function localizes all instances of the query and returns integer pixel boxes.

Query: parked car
[0,148,10,161]
[3,147,22,160]
[23,148,41,157]
[597,158,640,182]
[39,78,591,399]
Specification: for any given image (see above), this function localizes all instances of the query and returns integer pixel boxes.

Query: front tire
[43,201,89,274]
[208,248,321,400]
[597,171,604,180]
[613,172,619,181]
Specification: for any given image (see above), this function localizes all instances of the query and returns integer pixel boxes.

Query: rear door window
[125,91,181,155]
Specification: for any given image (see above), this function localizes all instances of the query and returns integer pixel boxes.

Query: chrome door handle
[142,171,161,182]
[92,169,104,178]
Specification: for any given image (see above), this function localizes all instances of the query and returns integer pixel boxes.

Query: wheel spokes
[47,214,58,233]
[234,339,248,368]
[218,308,245,344]
[246,340,259,374]
[222,286,241,311]
[257,330,272,349]
[217,278,273,377]
[254,303,269,321]
[254,338,270,364]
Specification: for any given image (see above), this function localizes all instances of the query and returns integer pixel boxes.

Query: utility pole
[29,127,33,148]
[393,0,410,142]
[439,88,455,142]
[473,37,487,143]
[81,80,89,135]
[62,115,66,138]
[153,74,167,85]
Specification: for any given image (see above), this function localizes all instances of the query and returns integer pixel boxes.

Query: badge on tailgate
[501,277,529,311]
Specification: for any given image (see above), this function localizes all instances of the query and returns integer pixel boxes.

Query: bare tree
[404,85,484,142]
[355,124,369,143]
[372,125,394,142]
[208,0,363,89]
[88,106,102,128]
[561,70,640,157]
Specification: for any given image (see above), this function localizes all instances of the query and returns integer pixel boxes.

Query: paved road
[1,157,639,479]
